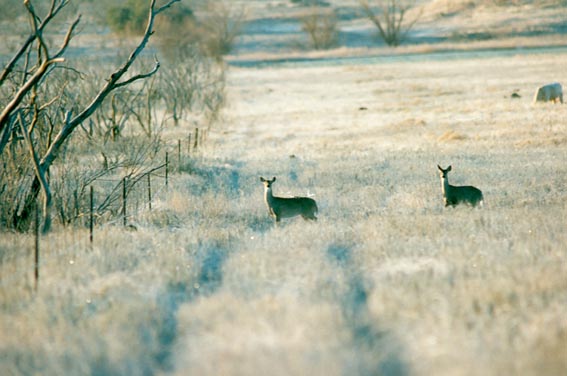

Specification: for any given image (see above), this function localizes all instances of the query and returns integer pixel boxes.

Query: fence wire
[0,139,195,290]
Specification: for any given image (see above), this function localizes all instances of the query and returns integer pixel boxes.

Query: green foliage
[101,1,243,60]
[106,0,151,35]
[159,2,194,25]
[154,4,199,58]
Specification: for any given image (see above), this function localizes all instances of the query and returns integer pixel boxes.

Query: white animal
[260,177,318,223]
[533,82,563,104]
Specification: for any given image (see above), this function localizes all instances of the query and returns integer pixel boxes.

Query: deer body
[260,177,318,222]
[438,165,483,208]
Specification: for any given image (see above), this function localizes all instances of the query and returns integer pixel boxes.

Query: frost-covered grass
[2,49,567,375]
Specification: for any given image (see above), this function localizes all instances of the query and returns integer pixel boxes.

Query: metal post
[122,177,127,227]
[34,203,39,291]
[178,139,182,169]
[147,173,152,211]
[89,185,94,244]
[165,152,169,188]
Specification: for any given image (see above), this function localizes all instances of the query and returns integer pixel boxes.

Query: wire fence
[0,128,207,291]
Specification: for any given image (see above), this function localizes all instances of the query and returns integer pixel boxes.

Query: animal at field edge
[437,165,484,208]
[260,177,318,223]
[533,82,563,104]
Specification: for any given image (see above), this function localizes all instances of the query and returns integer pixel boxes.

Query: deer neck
[264,186,275,205]
[441,176,450,197]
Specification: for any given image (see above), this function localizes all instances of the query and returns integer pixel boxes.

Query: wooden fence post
[178,139,182,169]
[122,177,127,227]
[147,173,152,211]
[194,128,199,150]
[165,152,169,188]
[34,203,39,291]
[90,185,94,244]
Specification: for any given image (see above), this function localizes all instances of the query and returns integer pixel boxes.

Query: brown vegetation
[0,0,225,232]
[1,1,566,375]
[359,0,422,46]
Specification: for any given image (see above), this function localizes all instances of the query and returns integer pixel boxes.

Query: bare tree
[198,1,247,59]
[301,7,339,50]
[0,0,180,232]
[159,47,226,128]
[359,0,421,47]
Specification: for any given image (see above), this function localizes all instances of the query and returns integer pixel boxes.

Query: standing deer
[437,165,484,208]
[260,177,318,223]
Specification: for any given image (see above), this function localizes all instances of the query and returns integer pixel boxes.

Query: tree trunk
[13,176,41,232]
[2,0,180,232]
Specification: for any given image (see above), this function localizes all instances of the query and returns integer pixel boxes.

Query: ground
[1,1,567,375]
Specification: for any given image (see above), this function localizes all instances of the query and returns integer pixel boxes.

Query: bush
[0,0,227,232]
[359,0,422,47]
[104,0,244,61]
[197,2,246,59]
[301,7,339,50]
[106,0,151,35]
[154,4,199,58]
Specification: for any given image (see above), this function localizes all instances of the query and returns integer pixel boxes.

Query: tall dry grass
[1,48,567,375]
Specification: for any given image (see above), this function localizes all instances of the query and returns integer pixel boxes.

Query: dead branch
[40,0,180,171]
[0,0,69,86]
[2,0,180,232]
[0,6,80,156]
[18,102,52,232]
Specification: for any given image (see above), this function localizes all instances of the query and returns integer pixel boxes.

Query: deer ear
[272,177,276,182]
[260,177,265,182]
[447,165,452,171]
[437,165,443,171]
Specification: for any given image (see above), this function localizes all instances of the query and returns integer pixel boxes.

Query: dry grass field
[2,1,567,376]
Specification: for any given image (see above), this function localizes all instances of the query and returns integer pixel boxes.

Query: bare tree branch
[18,103,52,232]
[360,0,387,43]
[40,0,180,171]
[154,0,180,15]
[0,8,80,155]
[0,0,69,86]
[1,0,180,232]
[115,60,160,89]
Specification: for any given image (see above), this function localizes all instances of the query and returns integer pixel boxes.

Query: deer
[437,165,484,208]
[260,177,318,223]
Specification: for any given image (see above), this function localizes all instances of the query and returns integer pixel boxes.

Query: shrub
[197,2,246,59]
[106,0,149,35]
[359,0,422,47]
[301,7,339,50]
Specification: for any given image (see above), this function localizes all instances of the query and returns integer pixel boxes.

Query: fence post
[90,185,94,244]
[193,128,199,150]
[34,203,39,291]
[147,173,152,211]
[178,139,182,169]
[122,177,127,227]
[188,133,192,154]
[165,152,169,188]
